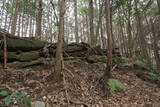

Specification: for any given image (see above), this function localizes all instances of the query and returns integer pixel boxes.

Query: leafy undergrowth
[0,61,160,107]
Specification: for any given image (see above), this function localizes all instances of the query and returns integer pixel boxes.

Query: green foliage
[79,7,90,16]
[148,73,160,82]
[0,90,31,107]
[19,0,37,16]
[53,22,59,26]
[147,4,159,16]
[0,91,9,96]
[116,57,128,64]
[4,3,13,13]
[134,60,156,70]
[134,60,146,68]
[146,62,156,70]
[112,0,127,12]
[4,0,37,16]
[107,79,125,96]
[133,7,141,16]
[115,57,130,67]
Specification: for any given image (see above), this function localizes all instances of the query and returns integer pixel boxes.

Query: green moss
[134,60,147,69]
[94,62,107,71]
[115,57,128,64]
[114,57,130,67]
[148,72,160,82]
[86,55,107,63]
[107,79,125,96]
[6,38,47,51]
[64,58,84,65]
[0,50,40,62]
[8,59,44,68]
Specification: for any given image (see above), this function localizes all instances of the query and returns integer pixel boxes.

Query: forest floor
[0,60,160,107]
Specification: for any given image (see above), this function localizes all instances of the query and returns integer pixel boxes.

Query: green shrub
[0,90,31,107]
[134,60,146,68]
[115,57,130,67]
[107,79,125,96]
[115,57,128,64]
[146,62,156,70]
[148,72,160,82]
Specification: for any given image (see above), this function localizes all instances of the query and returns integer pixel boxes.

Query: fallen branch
[63,67,74,78]
[111,64,117,72]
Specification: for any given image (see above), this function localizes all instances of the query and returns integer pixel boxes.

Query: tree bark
[11,0,19,35]
[105,0,112,78]
[95,1,104,46]
[89,0,95,46]
[151,20,160,69]
[3,33,7,69]
[74,0,79,43]
[36,0,43,40]
[157,0,160,14]
[54,0,66,82]
[127,0,132,57]
[135,0,150,63]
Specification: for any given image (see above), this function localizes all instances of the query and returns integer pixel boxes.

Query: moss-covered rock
[133,60,147,69]
[5,38,47,51]
[136,71,160,84]
[86,55,107,63]
[94,62,107,71]
[0,51,40,62]
[64,57,85,65]
[8,59,44,68]
[114,56,131,68]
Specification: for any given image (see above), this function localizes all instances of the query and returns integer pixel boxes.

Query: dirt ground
[0,62,160,107]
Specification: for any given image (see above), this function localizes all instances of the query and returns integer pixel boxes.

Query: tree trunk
[36,0,43,40]
[151,20,160,69]
[74,0,79,43]
[54,0,66,82]
[89,0,95,46]
[157,0,160,14]
[127,0,132,57]
[135,0,150,63]
[18,13,21,37]
[3,33,7,69]
[105,0,112,79]
[95,1,104,46]
[21,13,24,37]
[11,0,19,35]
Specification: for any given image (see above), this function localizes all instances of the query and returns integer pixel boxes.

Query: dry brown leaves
[0,63,160,107]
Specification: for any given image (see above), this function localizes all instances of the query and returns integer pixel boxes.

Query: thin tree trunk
[127,0,132,57]
[95,1,104,46]
[21,13,24,37]
[3,33,7,69]
[151,20,160,69]
[105,0,112,78]
[135,0,150,63]
[157,0,160,13]
[54,0,66,82]
[0,0,6,27]
[18,13,21,37]
[29,16,32,37]
[89,0,95,46]
[36,0,42,40]
[11,0,19,35]
[74,0,79,43]
[4,14,8,29]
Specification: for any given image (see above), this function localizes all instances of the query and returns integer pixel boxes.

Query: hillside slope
[0,62,160,107]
